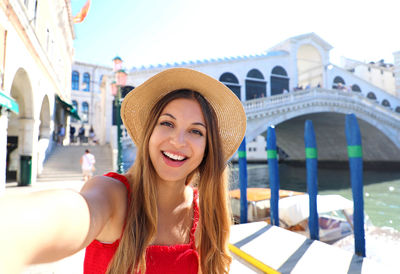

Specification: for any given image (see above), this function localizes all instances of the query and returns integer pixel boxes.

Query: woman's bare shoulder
[79,175,129,241]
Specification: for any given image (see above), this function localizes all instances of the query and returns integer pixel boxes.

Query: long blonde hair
[107,90,232,274]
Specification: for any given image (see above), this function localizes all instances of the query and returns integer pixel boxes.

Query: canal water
[229,163,400,231]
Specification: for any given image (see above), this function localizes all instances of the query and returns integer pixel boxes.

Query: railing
[244,88,400,119]
[244,88,400,132]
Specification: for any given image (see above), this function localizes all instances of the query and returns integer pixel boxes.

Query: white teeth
[163,151,186,161]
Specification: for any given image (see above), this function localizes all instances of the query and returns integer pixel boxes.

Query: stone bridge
[244,88,400,162]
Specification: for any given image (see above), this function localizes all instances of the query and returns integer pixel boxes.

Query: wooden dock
[229,222,394,274]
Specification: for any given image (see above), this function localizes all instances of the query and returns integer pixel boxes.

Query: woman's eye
[160,121,173,128]
[191,129,204,136]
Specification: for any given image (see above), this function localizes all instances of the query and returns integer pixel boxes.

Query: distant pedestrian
[88,126,96,145]
[78,125,85,144]
[69,125,76,144]
[80,149,95,183]
[57,124,65,145]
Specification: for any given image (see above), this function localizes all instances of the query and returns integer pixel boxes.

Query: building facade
[0,0,74,192]
[70,61,112,145]
[341,57,396,96]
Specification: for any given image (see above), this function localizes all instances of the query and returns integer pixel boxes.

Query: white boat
[230,188,360,244]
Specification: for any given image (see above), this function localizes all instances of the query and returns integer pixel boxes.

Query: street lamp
[112,56,127,173]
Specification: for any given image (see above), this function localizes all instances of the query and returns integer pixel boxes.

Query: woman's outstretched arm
[0,175,127,274]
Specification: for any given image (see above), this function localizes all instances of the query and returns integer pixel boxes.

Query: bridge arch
[246,68,266,100]
[367,91,377,100]
[297,44,323,89]
[244,89,400,161]
[351,84,361,92]
[270,66,289,95]
[332,76,345,89]
[382,99,391,108]
[220,72,241,100]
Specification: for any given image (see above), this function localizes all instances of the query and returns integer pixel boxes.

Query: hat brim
[121,68,247,162]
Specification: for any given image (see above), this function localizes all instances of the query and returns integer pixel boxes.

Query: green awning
[56,95,81,120]
[0,92,19,114]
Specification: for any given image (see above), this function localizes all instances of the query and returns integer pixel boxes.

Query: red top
[83,172,199,274]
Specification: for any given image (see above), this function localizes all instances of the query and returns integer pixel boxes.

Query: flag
[73,0,91,24]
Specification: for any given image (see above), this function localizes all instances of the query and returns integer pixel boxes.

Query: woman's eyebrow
[161,113,206,128]
[161,113,175,119]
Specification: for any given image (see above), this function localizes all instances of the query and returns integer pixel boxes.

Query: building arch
[332,76,345,89]
[11,68,34,118]
[247,69,264,79]
[246,69,266,100]
[351,84,361,92]
[7,68,34,183]
[219,72,241,100]
[270,66,289,95]
[297,44,323,89]
[367,92,377,100]
[37,95,51,175]
[395,106,400,113]
[381,99,391,108]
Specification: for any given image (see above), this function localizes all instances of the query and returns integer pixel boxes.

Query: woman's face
[149,98,207,184]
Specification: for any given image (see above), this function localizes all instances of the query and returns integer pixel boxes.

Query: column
[0,113,8,194]
[18,118,40,185]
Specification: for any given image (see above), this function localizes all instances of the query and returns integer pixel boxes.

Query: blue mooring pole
[304,120,319,240]
[238,138,248,224]
[267,126,280,226]
[345,114,366,257]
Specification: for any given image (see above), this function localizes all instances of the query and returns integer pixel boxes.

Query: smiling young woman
[0,68,246,274]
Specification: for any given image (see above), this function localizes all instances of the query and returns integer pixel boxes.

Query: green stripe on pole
[238,151,247,158]
[305,147,318,159]
[348,145,363,158]
[267,150,277,159]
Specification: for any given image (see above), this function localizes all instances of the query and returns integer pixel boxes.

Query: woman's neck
[156,178,191,212]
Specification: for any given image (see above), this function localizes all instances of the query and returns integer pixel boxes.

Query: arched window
[246,69,266,99]
[247,69,265,79]
[351,84,361,92]
[382,99,391,108]
[82,102,89,123]
[71,100,78,122]
[270,66,289,96]
[271,66,288,76]
[72,71,79,90]
[367,92,377,100]
[332,76,345,89]
[83,73,90,92]
[395,106,400,113]
[219,72,241,100]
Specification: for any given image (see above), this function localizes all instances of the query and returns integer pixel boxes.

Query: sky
[71,0,400,70]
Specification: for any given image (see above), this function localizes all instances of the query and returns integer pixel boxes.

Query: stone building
[341,57,396,97]
[70,61,112,145]
[0,0,74,192]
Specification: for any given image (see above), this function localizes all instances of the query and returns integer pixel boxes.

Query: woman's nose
[170,130,186,147]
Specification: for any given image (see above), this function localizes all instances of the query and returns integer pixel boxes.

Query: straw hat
[121,68,247,162]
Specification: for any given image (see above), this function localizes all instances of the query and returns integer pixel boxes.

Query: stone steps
[37,144,113,182]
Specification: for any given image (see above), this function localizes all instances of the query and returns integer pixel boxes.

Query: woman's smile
[162,151,188,167]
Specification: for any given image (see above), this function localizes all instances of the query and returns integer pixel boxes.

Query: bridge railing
[243,88,400,122]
